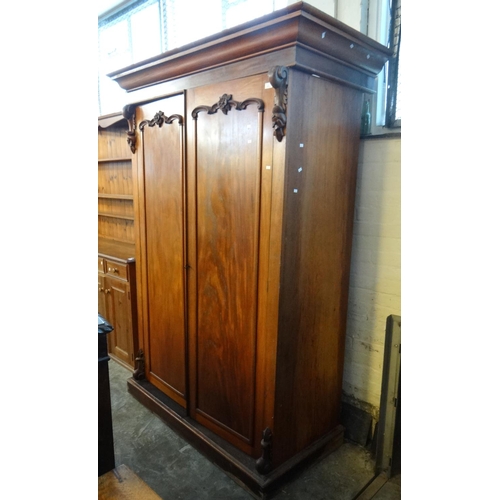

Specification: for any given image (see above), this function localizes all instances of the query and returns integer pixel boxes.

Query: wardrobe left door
[135,93,188,408]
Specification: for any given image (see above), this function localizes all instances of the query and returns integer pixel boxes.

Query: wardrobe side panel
[273,71,363,465]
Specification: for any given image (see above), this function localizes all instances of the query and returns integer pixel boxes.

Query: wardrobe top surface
[108,1,391,94]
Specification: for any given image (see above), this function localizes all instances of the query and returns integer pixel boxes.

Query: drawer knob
[99,287,104,292]
[110,267,119,273]
[105,289,111,294]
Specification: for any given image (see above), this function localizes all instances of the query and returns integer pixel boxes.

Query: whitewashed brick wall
[343,137,401,414]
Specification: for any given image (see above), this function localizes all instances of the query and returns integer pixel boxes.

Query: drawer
[98,256,105,273]
[105,260,128,281]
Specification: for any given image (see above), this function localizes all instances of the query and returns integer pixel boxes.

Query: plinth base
[127,377,344,499]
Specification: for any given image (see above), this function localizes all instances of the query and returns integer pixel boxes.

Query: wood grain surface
[135,94,188,407]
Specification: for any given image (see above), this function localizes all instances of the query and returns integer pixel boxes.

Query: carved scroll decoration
[255,427,273,475]
[123,104,137,154]
[268,66,289,142]
[192,93,264,119]
[133,349,145,380]
[139,111,184,130]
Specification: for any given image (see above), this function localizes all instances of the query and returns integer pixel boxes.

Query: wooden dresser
[107,2,391,497]
[98,114,138,370]
[98,238,138,370]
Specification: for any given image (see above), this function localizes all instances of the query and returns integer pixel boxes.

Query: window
[385,0,401,128]
[98,0,163,115]
[363,0,401,133]
[98,0,400,124]
[98,0,289,116]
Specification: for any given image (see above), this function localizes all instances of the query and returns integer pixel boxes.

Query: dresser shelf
[98,114,138,370]
[98,212,135,221]
[98,194,134,200]
[98,112,135,244]
[98,157,131,163]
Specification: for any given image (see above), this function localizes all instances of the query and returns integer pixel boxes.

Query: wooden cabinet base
[127,377,344,499]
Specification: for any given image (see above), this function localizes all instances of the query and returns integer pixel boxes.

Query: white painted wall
[287,0,337,17]
[295,0,366,32]
[344,137,401,413]
[336,0,364,31]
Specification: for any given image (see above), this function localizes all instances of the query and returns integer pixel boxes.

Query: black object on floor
[98,314,115,476]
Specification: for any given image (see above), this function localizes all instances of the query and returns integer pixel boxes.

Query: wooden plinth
[127,377,344,499]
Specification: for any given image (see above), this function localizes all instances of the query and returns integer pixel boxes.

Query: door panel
[138,94,187,404]
[98,272,106,318]
[107,277,133,366]
[189,79,267,446]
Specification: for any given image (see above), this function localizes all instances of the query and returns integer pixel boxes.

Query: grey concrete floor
[108,359,400,499]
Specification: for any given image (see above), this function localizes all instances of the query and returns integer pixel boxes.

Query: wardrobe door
[187,76,273,454]
[137,94,187,407]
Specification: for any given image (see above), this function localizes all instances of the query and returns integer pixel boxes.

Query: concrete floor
[107,359,401,499]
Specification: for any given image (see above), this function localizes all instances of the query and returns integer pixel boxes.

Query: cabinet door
[98,272,107,318]
[105,276,134,367]
[136,94,187,406]
[187,75,275,454]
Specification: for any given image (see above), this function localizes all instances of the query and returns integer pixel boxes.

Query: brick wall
[343,136,401,416]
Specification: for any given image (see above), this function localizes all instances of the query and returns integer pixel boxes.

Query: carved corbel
[123,104,137,154]
[192,93,264,119]
[139,111,184,130]
[268,66,289,142]
[255,427,273,474]
[133,349,145,380]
